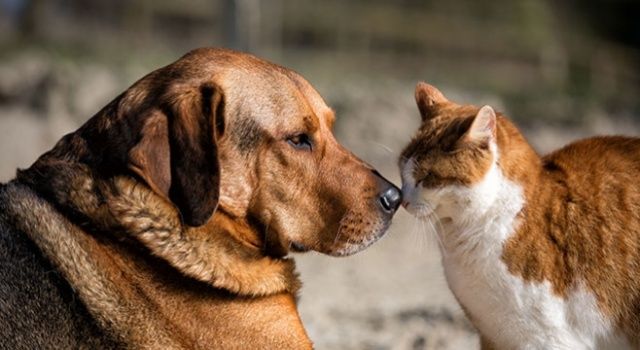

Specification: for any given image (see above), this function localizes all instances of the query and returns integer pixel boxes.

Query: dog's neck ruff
[15,159,299,297]
[0,182,182,348]
[1,180,310,348]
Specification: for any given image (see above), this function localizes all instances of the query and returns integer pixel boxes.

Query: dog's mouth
[249,204,395,257]
[284,219,392,257]
[289,241,310,253]
[330,220,391,257]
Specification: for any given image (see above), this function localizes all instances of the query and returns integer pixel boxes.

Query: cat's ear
[466,105,496,144]
[415,82,448,122]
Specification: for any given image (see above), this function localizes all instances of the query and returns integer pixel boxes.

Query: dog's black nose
[372,169,402,213]
[379,186,402,213]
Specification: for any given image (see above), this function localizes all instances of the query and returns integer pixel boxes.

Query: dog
[0,48,401,349]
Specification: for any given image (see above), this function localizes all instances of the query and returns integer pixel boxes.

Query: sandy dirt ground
[296,208,479,350]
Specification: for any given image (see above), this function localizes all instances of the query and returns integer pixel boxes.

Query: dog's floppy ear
[129,84,224,227]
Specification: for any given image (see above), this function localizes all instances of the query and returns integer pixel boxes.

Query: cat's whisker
[399,155,418,169]
[410,217,424,252]
[422,218,435,250]
[416,217,432,251]
[408,205,436,253]
[429,218,447,257]
[410,201,432,221]
[432,213,446,235]
[418,201,448,256]
[409,157,418,169]
[422,219,435,247]
[409,215,421,244]
[369,141,395,155]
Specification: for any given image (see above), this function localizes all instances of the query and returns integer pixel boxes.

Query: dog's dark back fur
[0,185,119,349]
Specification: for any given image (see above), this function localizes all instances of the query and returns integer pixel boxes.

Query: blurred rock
[0,53,52,111]
[0,107,52,180]
[68,63,119,121]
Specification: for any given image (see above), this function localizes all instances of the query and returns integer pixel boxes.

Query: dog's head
[55,48,401,257]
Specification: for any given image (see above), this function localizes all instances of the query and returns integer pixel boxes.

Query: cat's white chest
[436,167,625,349]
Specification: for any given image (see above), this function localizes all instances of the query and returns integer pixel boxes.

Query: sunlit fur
[400,82,639,349]
[3,48,399,349]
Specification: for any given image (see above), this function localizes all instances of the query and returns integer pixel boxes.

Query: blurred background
[0,1,638,349]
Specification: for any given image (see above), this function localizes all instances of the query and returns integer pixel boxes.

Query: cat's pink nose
[401,201,409,208]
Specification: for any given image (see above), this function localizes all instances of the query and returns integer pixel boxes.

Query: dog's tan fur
[2,182,311,349]
[56,164,299,296]
[3,48,399,348]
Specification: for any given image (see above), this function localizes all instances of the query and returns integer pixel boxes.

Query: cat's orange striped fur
[399,82,640,349]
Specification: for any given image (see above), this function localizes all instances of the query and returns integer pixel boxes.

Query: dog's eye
[287,134,313,151]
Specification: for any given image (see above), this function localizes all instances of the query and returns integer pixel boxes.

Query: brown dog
[0,48,401,349]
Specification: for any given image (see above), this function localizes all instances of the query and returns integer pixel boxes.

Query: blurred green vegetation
[0,0,638,125]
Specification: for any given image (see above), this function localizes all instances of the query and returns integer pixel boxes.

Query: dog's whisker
[422,218,437,251]
[333,230,342,245]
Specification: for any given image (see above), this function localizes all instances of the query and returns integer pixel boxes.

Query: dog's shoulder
[0,184,120,349]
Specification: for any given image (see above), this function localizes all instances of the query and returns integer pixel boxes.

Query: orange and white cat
[399,82,640,349]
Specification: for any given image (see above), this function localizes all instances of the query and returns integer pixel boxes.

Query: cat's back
[544,135,640,176]
[533,135,640,345]
[541,136,640,201]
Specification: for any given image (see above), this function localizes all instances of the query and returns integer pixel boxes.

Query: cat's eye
[287,133,313,151]
[416,173,434,186]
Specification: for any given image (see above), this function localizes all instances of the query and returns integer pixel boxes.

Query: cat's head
[399,82,501,220]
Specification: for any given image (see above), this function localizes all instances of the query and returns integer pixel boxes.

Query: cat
[399,82,640,349]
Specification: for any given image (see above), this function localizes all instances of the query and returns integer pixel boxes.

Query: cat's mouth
[404,200,436,219]
[406,202,455,233]
[405,198,455,222]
